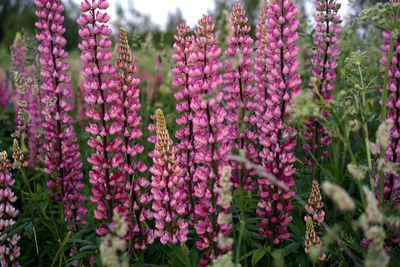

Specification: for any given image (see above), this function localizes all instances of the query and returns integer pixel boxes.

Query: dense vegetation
[0,0,399,266]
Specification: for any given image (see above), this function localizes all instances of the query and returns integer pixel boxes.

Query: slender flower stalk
[223,2,257,219]
[257,0,301,245]
[304,0,341,174]
[78,0,128,235]
[0,151,21,267]
[115,28,153,249]
[150,109,188,244]
[172,22,197,217]
[189,14,231,261]
[35,0,87,227]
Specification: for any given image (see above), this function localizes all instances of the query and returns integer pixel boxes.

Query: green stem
[313,88,366,207]
[379,35,396,203]
[357,65,372,170]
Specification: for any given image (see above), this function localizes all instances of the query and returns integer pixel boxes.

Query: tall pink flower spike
[35,0,87,227]
[115,28,153,250]
[150,109,188,245]
[257,0,301,245]
[304,0,341,169]
[0,152,20,267]
[78,0,129,235]
[223,2,257,207]
[189,14,231,264]
[172,22,197,217]
[255,0,270,133]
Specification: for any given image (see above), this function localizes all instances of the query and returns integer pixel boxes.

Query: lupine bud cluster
[304,0,341,166]
[172,22,197,216]
[150,109,188,245]
[78,0,128,235]
[0,152,20,267]
[379,29,400,206]
[305,180,325,223]
[35,0,87,228]
[305,216,326,261]
[115,28,152,249]
[189,14,231,261]
[257,0,300,245]
[223,2,257,192]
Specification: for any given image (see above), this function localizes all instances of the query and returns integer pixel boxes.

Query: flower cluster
[305,216,326,261]
[78,0,128,234]
[0,69,10,109]
[257,0,300,245]
[35,0,87,227]
[189,14,231,261]
[114,27,152,249]
[0,151,20,267]
[150,109,188,244]
[172,22,197,216]
[380,28,400,205]
[10,33,43,168]
[305,180,325,223]
[254,0,269,126]
[223,1,257,193]
[304,0,341,167]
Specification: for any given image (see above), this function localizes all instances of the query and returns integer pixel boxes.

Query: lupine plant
[257,0,300,245]
[35,0,87,227]
[2,0,400,266]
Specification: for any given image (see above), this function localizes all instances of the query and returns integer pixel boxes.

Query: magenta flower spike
[223,2,257,195]
[78,0,128,235]
[150,109,188,245]
[254,0,270,123]
[0,152,20,267]
[257,0,301,245]
[35,0,87,227]
[115,28,153,249]
[304,0,341,167]
[172,22,197,216]
[0,70,10,109]
[188,14,231,261]
[380,29,400,206]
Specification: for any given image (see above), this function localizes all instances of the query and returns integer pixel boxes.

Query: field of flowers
[0,0,399,266]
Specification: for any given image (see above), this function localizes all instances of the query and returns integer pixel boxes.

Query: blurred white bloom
[376,119,393,149]
[321,181,355,211]
[347,163,368,181]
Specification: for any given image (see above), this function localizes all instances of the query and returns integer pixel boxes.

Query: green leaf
[24,221,33,239]
[171,245,191,267]
[189,246,199,267]
[79,245,98,252]
[282,242,300,256]
[288,223,302,239]
[39,201,48,211]
[251,247,266,266]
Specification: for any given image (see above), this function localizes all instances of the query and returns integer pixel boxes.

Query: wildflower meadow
[1,0,400,266]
